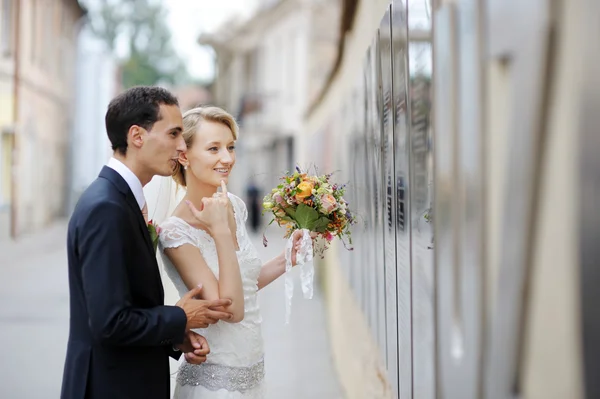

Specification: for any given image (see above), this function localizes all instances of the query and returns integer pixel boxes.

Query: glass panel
[379,6,399,396]
[408,0,435,397]
[391,0,412,397]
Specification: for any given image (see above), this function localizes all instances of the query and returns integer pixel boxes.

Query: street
[0,221,343,399]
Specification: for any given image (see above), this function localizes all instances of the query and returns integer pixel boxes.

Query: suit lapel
[124,190,155,254]
[99,167,165,300]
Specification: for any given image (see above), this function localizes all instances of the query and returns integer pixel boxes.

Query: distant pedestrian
[246,178,262,232]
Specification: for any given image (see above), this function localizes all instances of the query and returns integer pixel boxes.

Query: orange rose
[295,181,314,201]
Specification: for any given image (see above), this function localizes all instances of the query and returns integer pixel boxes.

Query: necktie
[142,203,149,224]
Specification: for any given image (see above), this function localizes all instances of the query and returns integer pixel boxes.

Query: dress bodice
[158,193,264,368]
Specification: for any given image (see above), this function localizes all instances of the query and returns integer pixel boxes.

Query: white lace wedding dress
[158,193,266,398]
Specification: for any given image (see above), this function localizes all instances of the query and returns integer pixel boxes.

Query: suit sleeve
[79,201,187,347]
[166,346,183,360]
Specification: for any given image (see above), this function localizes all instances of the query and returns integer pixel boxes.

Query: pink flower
[325,231,335,242]
[273,193,286,206]
[320,194,338,214]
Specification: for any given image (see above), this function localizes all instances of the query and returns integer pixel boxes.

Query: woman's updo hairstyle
[172,106,239,187]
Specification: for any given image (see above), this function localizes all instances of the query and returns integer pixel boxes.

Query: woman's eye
[228,146,236,151]
[209,147,218,151]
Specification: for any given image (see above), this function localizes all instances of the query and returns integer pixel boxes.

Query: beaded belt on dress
[177,359,265,392]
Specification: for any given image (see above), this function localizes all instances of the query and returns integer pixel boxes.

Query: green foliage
[83,0,190,88]
[294,204,319,230]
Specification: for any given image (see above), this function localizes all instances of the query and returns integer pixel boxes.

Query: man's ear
[129,125,145,149]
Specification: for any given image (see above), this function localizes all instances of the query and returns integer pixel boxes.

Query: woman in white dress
[158,106,302,399]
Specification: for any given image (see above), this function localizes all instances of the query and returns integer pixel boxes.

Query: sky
[165,0,259,81]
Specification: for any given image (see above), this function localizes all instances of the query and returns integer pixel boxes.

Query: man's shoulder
[71,178,124,220]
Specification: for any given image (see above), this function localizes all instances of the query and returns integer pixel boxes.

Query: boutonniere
[147,220,161,253]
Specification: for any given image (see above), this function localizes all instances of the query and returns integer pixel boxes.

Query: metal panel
[365,34,387,351]
[363,47,376,330]
[353,72,367,307]
[337,94,353,285]
[433,4,460,399]
[434,1,485,398]
[579,1,600,396]
[391,0,412,397]
[483,0,553,398]
[455,0,486,396]
[379,6,399,396]
[408,0,435,397]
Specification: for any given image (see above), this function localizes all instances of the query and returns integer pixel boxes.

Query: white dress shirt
[106,157,146,210]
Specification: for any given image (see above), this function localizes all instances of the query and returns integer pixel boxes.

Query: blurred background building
[0,0,85,240]
[199,0,341,202]
[67,26,120,214]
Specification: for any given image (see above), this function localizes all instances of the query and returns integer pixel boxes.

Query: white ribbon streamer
[284,229,314,324]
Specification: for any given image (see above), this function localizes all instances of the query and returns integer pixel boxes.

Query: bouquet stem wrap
[284,229,314,324]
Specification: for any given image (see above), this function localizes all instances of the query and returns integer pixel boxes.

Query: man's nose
[176,135,186,152]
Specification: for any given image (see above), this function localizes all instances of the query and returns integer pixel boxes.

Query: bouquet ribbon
[284,228,314,324]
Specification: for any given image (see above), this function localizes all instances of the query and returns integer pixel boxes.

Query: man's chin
[155,168,176,178]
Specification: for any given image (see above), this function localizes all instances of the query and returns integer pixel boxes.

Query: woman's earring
[184,165,188,170]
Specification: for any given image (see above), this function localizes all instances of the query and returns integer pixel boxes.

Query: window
[1,131,13,206]
[43,1,53,69]
[1,0,12,56]
[30,0,37,63]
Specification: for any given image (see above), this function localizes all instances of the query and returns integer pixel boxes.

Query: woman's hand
[186,180,231,235]
[180,331,210,365]
[289,230,318,266]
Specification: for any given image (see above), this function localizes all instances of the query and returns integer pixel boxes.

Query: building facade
[67,25,119,214]
[0,0,85,239]
[198,0,341,200]
[305,0,598,398]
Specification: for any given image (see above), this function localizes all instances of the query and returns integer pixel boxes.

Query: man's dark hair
[105,86,179,155]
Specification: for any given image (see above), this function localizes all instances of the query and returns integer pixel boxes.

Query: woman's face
[184,120,236,187]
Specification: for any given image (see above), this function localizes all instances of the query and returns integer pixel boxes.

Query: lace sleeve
[228,193,248,223]
[159,218,198,249]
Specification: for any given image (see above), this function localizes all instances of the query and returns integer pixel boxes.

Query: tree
[83,0,190,88]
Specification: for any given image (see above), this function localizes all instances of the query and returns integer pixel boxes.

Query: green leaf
[284,207,296,218]
[295,203,319,230]
[313,217,331,233]
[147,223,159,253]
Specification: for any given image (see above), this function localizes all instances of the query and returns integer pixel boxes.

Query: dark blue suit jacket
[61,167,187,399]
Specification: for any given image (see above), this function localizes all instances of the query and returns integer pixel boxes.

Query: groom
[61,86,234,399]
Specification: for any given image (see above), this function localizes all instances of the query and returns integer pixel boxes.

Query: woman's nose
[220,151,233,164]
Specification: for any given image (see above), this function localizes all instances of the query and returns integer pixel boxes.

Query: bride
[156,106,302,398]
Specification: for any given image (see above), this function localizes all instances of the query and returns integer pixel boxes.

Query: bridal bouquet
[262,166,356,323]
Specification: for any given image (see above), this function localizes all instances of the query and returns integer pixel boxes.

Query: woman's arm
[164,226,245,322]
[257,231,304,290]
[257,253,286,290]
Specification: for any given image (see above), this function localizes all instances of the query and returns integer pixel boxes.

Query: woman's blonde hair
[172,106,239,187]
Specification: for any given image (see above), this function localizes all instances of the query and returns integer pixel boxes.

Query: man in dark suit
[61,86,233,399]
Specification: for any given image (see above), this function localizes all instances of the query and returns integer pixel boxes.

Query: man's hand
[177,331,209,365]
[176,285,233,330]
